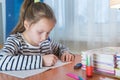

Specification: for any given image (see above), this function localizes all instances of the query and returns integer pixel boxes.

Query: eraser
[74,63,82,69]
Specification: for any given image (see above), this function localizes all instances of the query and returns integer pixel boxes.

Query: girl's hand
[42,54,58,67]
[60,51,75,62]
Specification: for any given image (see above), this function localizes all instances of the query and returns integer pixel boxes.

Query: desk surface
[0,54,119,80]
[0,45,2,49]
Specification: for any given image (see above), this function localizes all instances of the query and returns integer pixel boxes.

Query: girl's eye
[38,32,42,34]
[47,32,50,35]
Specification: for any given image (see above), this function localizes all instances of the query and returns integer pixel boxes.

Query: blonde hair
[11,0,56,34]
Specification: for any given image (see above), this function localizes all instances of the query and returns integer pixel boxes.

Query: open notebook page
[0,60,71,78]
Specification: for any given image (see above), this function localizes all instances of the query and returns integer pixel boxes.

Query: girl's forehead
[38,18,55,23]
[31,18,55,31]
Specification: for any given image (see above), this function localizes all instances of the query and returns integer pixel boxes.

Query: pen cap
[86,54,92,66]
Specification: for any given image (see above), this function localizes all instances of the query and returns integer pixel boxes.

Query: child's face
[24,18,55,46]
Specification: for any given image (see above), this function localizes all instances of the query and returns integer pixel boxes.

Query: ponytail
[11,0,33,34]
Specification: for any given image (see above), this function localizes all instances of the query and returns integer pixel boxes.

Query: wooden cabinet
[110,0,120,8]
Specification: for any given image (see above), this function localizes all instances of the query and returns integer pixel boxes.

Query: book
[81,47,120,78]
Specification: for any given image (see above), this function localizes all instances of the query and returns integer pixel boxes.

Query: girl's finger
[61,55,65,62]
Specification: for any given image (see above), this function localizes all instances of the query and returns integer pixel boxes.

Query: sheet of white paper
[100,77,114,80]
[0,60,71,78]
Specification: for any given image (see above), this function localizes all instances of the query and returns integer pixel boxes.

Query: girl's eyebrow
[38,30,50,33]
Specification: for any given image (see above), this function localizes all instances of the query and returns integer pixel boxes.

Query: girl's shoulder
[7,33,22,39]
[6,33,24,42]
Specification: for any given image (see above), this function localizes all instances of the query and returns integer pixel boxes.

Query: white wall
[0,0,6,44]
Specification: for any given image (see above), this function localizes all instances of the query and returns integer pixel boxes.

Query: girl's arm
[50,39,72,57]
[0,55,42,71]
[50,39,75,62]
[0,36,42,71]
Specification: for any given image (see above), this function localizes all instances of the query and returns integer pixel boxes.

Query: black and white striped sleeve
[0,36,43,71]
[50,39,70,57]
[0,55,42,71]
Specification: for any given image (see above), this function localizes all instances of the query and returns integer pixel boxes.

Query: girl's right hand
[42,54,58,67]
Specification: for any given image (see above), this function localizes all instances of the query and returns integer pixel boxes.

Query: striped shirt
[0,33,69,71]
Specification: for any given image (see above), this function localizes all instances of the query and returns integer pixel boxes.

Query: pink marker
[66,73,85,80]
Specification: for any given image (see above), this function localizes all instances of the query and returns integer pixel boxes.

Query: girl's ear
[24,20,30,30]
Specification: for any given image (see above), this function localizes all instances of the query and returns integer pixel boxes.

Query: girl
[0,0,75,71]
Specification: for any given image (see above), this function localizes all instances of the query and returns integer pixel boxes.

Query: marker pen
[66,73,85,80]
[86,54,93,77]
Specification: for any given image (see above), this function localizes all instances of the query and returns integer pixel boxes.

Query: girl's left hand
[60,51,75,62]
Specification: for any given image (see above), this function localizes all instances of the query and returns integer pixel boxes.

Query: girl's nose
[41,33,48,41]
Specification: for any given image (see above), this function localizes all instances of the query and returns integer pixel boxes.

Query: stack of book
[81,47,120,77]
[115,54,120,77]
